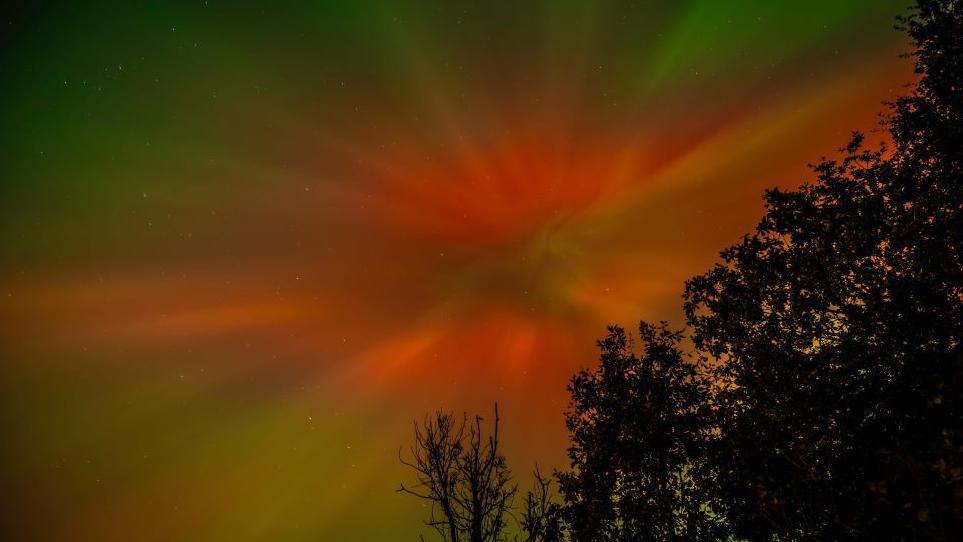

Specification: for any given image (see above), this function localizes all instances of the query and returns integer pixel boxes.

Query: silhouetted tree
[398,2,960,540]
[556,323,723,541]
[399,405,517,542]
[683,0,962,539]
[520,467,565,542]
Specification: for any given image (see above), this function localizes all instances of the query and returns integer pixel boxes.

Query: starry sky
[0,1,913,540]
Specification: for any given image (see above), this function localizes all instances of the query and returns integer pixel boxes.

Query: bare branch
[399,404,517,542]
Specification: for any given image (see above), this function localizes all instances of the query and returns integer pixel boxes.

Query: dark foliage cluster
[402,1,961,540]
[557,324,722,542]
[680,1,962,538]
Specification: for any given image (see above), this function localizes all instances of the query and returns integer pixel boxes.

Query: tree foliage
[400,1,961,540]
[556,323,722,541]
[682,0,962,538]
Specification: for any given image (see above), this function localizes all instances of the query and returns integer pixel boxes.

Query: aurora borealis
[1,1,915,540]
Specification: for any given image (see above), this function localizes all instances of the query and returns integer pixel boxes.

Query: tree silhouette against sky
[683,0,961,538]
[403,1,962,540]
[399,406,517,542]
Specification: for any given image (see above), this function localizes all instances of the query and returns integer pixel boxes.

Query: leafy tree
[683,0,962,539]
[556,323,722,541]
[399,2,960,540]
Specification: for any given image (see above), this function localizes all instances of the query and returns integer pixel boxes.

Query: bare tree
[520,467,564,542]
[399,404,517,542]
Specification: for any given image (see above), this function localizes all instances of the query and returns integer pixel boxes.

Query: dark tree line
[401,0,962,539]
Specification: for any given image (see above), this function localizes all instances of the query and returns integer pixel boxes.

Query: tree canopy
[402,1,962,540]
[557,323,722,541]
[683,0,961,538]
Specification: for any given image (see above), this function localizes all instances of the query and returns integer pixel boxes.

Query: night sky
[1,1,913,540]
